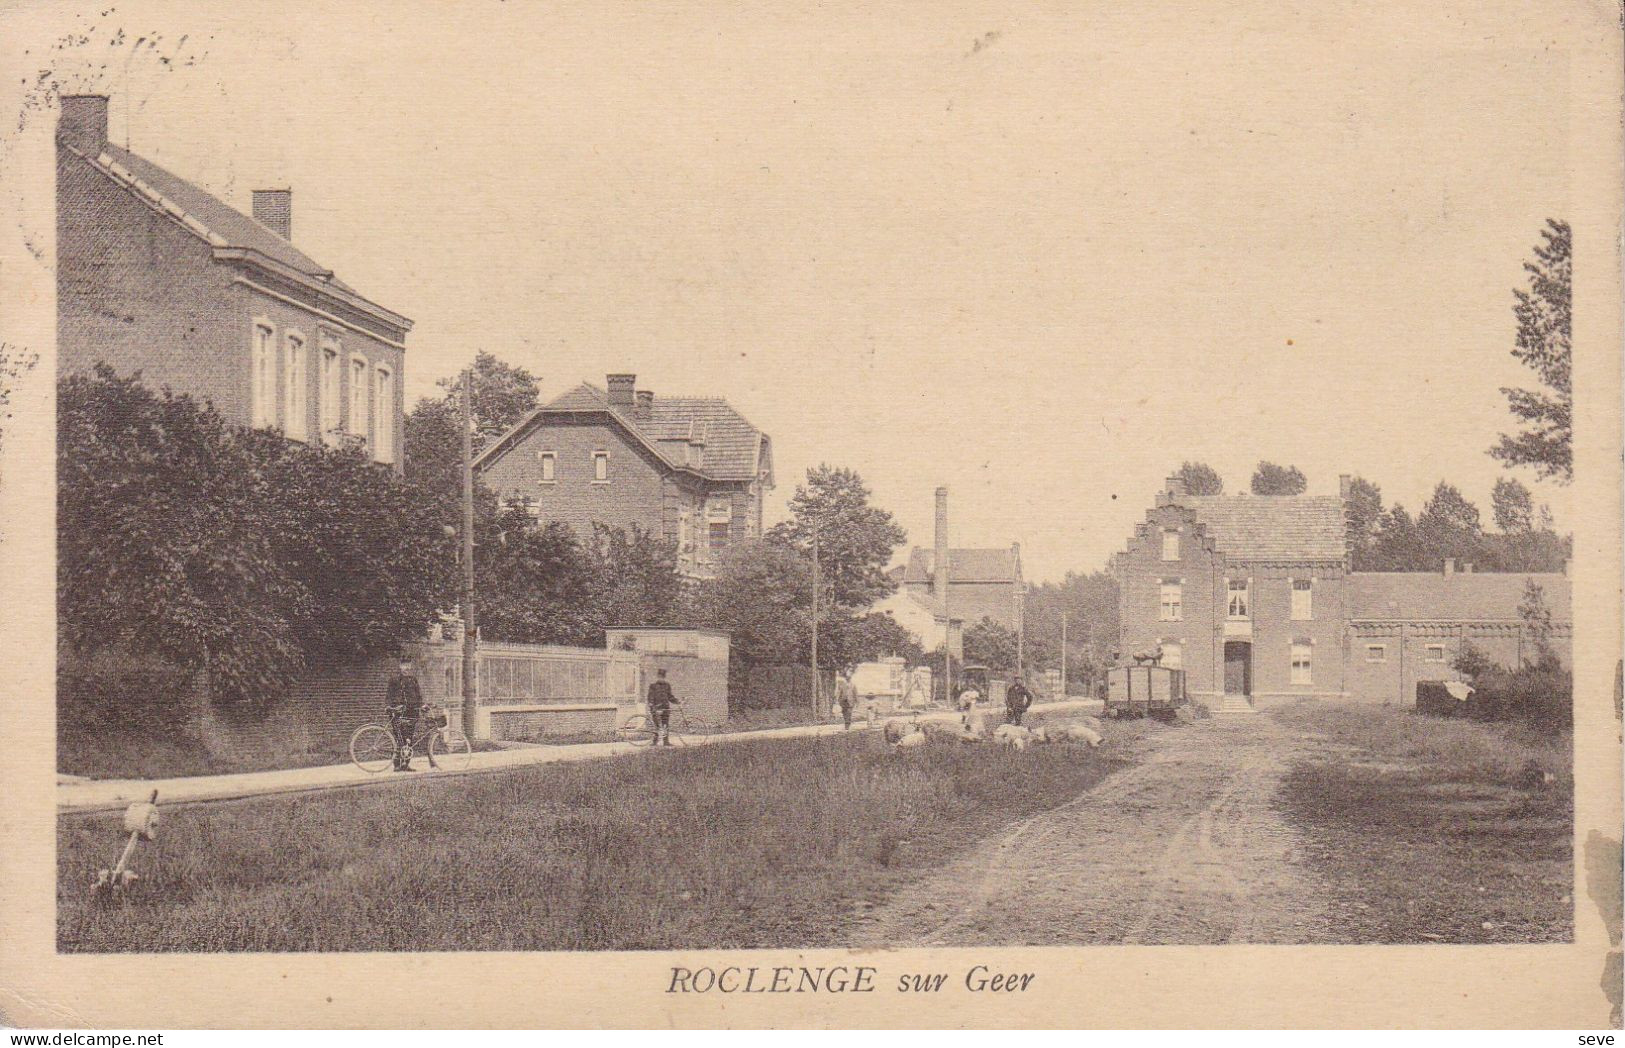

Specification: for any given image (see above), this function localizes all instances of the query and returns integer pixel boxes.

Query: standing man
[1005,674,1035,727]
[386,656,425,772]
[646,668,677,747]
[835,669,857,731]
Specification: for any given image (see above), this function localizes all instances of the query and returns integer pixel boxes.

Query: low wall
[488,704,619,741]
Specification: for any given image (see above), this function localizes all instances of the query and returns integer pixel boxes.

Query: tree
[1174,461,1224,495]
[1492,219,1571,483]
[404,351,544,497]
[817,611,925,671]
[1517,578,1558,669]
[963,617,1020,673]
[687,540,814,668]
[1370,503,1423,571]
[1250,461,1307,495]
[1416,481,1484,567]
[580,522,684,638]
[435,350,542,449]
[1021,569,1119,688]
[475,512,594,646]
[1344,476,1385,570]
[1491,476,1535,534]
[766,464,907,608]
[59,367,454,704]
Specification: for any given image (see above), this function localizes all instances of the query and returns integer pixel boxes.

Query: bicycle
[617,703,689,747]
[349,705,473,773]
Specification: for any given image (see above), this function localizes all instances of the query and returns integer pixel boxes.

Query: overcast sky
[18,2,1573,582]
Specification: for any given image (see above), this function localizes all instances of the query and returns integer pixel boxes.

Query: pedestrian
[958,683,984,735]
[646,668,677,747]
[385,656,425,772]
[1005,674,1034,727]
[835,670,857,730]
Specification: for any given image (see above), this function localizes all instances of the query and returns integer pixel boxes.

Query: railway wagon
[1105,664,1187,721]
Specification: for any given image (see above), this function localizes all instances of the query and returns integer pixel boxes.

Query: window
[1227,578,1251,619]
[538,451,556,483]
[280,332,307,440]
[349,356,369,442]
[1290,643,1312,685]
[1161,529,1179,561]
[1365,644,1387,663]
[319,338,342,436]
[593,451,609,482]
[373,365,393,463]
[1158,580,1182,622]
[1424,644,1447,663]
[251,321,276,428]
[1291,577,1312,620]
[709,521,729,554]
[1160,641,1183,670]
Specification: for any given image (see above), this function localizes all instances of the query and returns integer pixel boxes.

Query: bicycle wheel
[429,728,472,771]
[619,713,654,747]
[350,724,397,773]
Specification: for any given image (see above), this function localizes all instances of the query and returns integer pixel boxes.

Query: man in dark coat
[646,668,677,746]
[386,657,425,771]
[1005,675,1034,727]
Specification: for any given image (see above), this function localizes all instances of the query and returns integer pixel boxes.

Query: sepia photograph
[0,0,1620,1032]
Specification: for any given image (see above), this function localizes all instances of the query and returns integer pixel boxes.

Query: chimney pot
[606,374,636,412]
[634,390,654,421]
[58,94,109,155]
[252,189,292,240]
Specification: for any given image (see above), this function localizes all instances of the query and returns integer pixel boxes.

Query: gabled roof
[69,141,410,334]
[1180,495,1347,562]
[476,382,769,483]
[903,547,1021,585]
[1349,572,1572,622]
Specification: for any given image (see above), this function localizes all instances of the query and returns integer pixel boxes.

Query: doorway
[1223,641,1252,696]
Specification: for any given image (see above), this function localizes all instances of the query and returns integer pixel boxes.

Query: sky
[9,1,1575,582]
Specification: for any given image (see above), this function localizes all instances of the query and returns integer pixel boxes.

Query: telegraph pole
[810,521,821,722]
[1061,610,1068,699]
[460,369,479,739]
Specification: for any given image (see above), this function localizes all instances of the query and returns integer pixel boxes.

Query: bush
[1461,658,1572,735]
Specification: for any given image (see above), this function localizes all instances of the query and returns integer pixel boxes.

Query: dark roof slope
[904,547,1021,584]
[481,382,766,481]
[1349,572,1571,622]
[1182,495,1347,561]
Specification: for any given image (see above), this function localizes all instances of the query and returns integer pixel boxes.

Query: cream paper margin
[0,0,1619,1030]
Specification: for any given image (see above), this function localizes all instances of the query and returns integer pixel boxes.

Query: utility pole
[810,521,821,722]
[1061,610,1068,699]
[460,369,479,739]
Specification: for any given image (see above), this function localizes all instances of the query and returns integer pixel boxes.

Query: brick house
[1115,475,1572,710]
[56,95,412,466]
[474,374,773,577]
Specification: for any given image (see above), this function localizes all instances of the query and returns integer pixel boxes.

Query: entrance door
[1223,641,1252,695]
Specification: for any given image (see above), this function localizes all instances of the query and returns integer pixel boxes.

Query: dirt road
[850,713,1334,946]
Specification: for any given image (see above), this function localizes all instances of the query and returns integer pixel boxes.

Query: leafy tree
[766,464,907,608]
[963,616,1020,673]
[1250,461,1307,495]
[1370,503,1423,571]
[1021,569,1119,688]
[1344,476,1385,570]
[1517,578,1558,669]
[817,611,925,672]
[59,367,454,704]
[1174,461,1224,495]
[1416,481,1483,567]
[436,350,542,449]
[1491,476,1535,534]
[1492,220,1571,483]
[475,511,594,645]
[580,522,684,639]
[687,540,814,668]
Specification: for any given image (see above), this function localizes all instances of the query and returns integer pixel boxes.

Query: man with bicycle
[646,668,678,747]
[385,656,426,772]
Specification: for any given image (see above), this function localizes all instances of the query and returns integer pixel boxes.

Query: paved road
[58,700,1103,814]
[848,713,1333,946]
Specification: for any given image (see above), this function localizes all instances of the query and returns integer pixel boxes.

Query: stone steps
[1216,694,1257,715]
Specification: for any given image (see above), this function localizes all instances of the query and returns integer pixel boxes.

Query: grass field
[1271,701,1573,943]
[59,717,1138,951]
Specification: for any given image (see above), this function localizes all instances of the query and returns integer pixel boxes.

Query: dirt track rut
[849,714,1332,946]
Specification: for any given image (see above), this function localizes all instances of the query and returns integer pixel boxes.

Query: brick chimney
[1165,474,1187,497]
[933,487,950,605]
[1339,474,1352,499]
[252,189,292,240]
[634,389,654,421]
[606,374,636,413]
[58,95,108,155]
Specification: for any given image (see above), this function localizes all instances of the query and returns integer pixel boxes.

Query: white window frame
[373,364,394,463]
[592,450,609,483]
[319,335,343,439]
[1290,642,1312,685]
[1158,580,1183,622]
[1424,643,1447,663]
[1226,577,1251,620]
[708,519,730,555]
[1161,529,1179,561]
[251,318,277,429]
[1290,577,1312,621]
[1365,644,1387,663]
[282,329,307,441]
[349,354,369,444]
[1160,640,1183,670]
[538,451,557,483]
